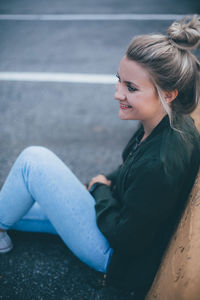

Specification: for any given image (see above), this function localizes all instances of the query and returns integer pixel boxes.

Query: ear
[163,90,178,103]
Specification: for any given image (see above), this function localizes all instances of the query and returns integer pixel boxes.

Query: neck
[141,113,167,140]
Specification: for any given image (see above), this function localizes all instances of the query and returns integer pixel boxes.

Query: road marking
[0,72,117,84]
[0,14,193,21]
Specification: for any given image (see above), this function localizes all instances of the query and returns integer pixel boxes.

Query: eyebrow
[117,72,140,89]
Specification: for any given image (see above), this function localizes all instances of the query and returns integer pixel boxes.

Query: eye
[127,84,137,92]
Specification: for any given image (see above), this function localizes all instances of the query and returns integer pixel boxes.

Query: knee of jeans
[15,146,55,185]
[19,146,53,165]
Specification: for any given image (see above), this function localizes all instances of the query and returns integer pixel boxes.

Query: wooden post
[146,106,200,300]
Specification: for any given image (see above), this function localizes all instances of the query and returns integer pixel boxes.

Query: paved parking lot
[0,0,199,299]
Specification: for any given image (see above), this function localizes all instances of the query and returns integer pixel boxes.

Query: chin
[118,111,131,120]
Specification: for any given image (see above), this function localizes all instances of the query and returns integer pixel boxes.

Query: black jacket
[91,115,200,298]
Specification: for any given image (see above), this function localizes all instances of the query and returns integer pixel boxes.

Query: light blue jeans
[0,146,113,273]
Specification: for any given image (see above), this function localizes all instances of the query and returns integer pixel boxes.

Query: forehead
[118,56,151,84]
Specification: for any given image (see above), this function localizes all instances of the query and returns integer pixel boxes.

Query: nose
[114,82,126,101]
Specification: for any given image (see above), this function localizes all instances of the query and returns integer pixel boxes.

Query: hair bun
[168,15,200,50]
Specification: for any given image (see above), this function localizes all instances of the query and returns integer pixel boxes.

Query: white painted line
[0,14,193,21]
[0,72,117,84]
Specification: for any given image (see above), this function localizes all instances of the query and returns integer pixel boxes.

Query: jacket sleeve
[92,160,181,255]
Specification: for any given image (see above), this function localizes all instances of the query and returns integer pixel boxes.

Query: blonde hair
[126,15,200,128]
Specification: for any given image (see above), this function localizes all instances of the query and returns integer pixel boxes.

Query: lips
[120,104,132,110]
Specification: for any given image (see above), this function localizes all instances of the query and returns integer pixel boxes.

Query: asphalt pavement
[0,1,199,299]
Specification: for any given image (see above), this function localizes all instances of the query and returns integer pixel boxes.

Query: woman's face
[115,56,165,131]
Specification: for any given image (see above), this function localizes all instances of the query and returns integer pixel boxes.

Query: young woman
[0,16,200,299]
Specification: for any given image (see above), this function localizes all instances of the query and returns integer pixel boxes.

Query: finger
[88,180,95,190]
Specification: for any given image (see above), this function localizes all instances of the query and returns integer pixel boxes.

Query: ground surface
[0,1,199,299]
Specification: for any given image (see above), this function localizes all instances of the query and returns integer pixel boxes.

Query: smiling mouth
[120,104,132,110]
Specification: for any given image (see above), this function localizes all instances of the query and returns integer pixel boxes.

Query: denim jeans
[0,146,113,273]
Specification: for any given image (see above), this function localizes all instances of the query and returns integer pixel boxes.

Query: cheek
[127,94,136,105]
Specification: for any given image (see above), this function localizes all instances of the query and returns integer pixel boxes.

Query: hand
[88,174,111,191]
